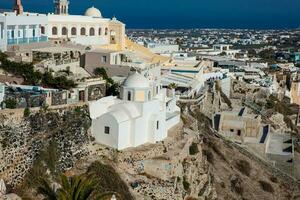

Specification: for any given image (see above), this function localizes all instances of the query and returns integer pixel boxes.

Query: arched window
[41,26,45,34]
[62,27,68,36]
[52,27,58,35]
[98,28,102,35]
[71,27,77,36]
[89,27,95,36]
[80,27,86,36]
[105,28,108,35]
[127,91,131,101]
[148,91,151,100]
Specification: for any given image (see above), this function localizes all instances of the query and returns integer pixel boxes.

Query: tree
[168,83,178,89]
[219,51,227,56]
[37,179,58,200]
[58,175,95,200]
[86,161,133,200]
[247,49,257,57]
[106,82,120,96]
[94,68,119,96]
[0,54,76,90]
[38,175,95,200]
[258,49,275,62]
[4,98,17,109]
[94,67,113,84]
[24,107,31,117]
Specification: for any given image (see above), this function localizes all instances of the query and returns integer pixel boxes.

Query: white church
[89,72,181,150]
[47,0,126,48]
[0,0,126,51]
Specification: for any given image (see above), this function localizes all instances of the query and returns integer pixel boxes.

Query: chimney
[13,0,24,15]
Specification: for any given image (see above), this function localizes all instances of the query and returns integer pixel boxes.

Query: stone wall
[0,105,91,187]
[4,93,47,108]
[51,91,67,106]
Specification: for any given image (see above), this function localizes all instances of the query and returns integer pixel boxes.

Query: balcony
[7,36,48,45]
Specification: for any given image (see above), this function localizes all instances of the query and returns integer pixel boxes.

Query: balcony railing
[7,36,48,45]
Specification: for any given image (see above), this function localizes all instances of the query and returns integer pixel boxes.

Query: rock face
[0,179,6,196]
[0,105,91,188]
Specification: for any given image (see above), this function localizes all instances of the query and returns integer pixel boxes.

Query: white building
[145,42,179,54]
[0,83,4,108]
[47,0,125,48]
[0,11,48,52]
[0,0,126,52]
[89,73,180,150]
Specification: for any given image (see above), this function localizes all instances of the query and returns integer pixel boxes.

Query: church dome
[123,73,150,88]
[85,6,102,17]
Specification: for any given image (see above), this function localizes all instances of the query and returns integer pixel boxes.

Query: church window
[71,27,77,36]
[80,27,86,36]
[148,91,151,100]
[230,129,234,132]
[156,121,159,130]
[62,27,68,36]
[98,28,102,35]
[104,126,110,134]
[105,28,108,35]
[52,27,58,35]
[89,28,95,36]
[32,29,36,37]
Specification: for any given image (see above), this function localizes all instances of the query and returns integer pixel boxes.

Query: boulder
[0,179,6,197]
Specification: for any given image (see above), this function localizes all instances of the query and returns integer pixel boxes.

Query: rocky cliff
[0,105,91,188]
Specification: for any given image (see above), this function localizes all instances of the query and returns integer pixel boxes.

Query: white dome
[123,73,150,88]
[85,7,102,17]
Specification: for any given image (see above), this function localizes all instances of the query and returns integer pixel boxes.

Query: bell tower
[54,0,69,15]
[13,0,24,15]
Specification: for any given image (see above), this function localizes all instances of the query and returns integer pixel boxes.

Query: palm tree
[57,175,95,200]
[37,179,58,200]
[37,175,95,200]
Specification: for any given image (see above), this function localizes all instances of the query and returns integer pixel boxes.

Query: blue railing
[7,36,48,45]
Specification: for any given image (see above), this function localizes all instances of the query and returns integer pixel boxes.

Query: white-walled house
[89,73,180,150]
[0,11,48,52]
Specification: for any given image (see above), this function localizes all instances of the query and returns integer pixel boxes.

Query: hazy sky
[1,0,300,29]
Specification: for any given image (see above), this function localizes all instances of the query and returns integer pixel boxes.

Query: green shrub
[86,161,134,200]
[0,53,76,90]
[259,180,274,193]
[94,67,119,96]
[269,176,278,183]
[183,176,190,191]
[230,175,243,195]
[24,107,30,117]
[202,149,214,163]
[189,142,199,155]
[4,98,17,109]
[235,159,251,176]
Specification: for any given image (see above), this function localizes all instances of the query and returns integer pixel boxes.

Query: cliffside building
[89,72,180,150]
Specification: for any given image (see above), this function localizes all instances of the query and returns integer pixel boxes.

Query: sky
[1,0,300,29]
